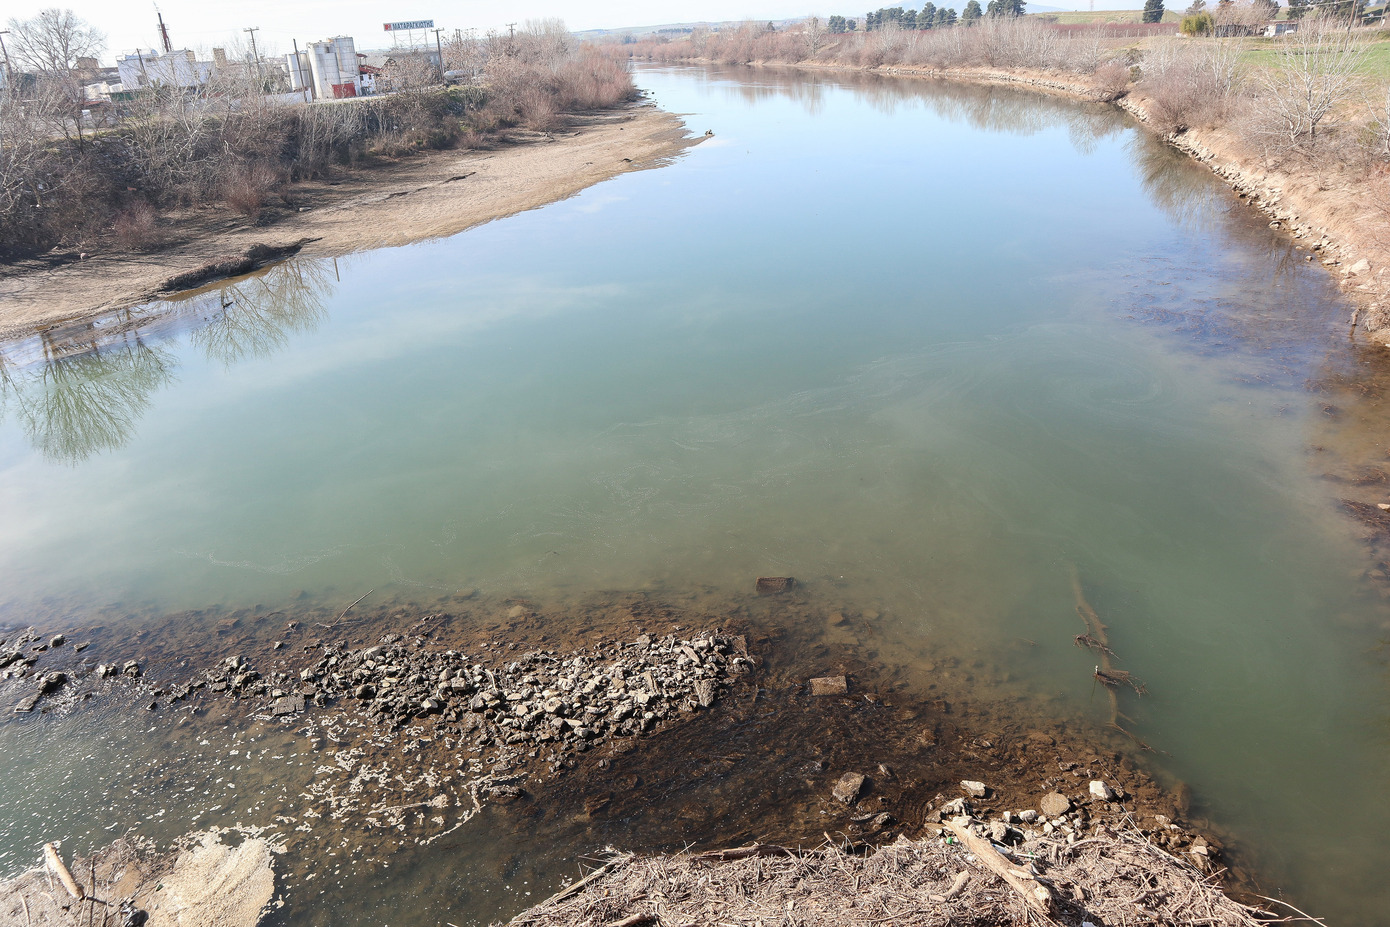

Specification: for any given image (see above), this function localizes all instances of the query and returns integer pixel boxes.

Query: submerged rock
[833,772,867,804]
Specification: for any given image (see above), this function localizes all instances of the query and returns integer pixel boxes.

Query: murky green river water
[3,65,1390,925]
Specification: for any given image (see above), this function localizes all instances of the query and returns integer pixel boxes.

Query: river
[2,64,1388,926]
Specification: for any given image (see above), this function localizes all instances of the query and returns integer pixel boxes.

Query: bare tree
[3,8,105,149]
[801,16,830,58]
[4,8,103,73]
[1253,14,1367,150]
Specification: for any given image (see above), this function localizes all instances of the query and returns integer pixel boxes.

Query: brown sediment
[0,103,697,342]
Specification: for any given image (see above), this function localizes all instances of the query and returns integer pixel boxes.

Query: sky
[2,0,1146,64]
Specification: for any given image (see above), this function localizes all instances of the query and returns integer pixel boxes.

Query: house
[1264,21,1299,37]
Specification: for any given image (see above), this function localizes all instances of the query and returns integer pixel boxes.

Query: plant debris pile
[509,822,1266,927]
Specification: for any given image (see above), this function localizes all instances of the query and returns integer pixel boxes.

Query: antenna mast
[155,5,173,53]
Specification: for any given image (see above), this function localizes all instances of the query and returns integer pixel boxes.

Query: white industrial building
[116,48,213,90]
[287,36,364,100]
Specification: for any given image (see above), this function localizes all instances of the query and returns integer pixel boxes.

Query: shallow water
[2,65,1389,925]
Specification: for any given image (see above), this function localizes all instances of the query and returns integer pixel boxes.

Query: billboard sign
[384,20,434,31]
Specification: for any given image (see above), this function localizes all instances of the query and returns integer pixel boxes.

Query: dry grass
[509,825,1270,927]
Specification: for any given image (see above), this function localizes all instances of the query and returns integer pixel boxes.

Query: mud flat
[0,103,696,341]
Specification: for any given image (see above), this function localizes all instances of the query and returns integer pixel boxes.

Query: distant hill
[1028,8,1181,22]
[573,20,802,40]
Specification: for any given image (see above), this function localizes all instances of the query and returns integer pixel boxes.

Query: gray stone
[941,798,968,816]
[272,695,306,716]
[809,675,848,697]
[693,679,716,707]
[13,694,39,713]
[1018,809,1039,824]
[121,660,142,678]
[49,635,65,647]
[987,821,1010,843]
[1089,780,1115,801]
[1039,792,1071,817]
[960,780,987,798]
[38,672,67,694]
[833,772,867,804]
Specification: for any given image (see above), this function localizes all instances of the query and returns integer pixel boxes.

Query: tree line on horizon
[820,0,1356,30]
[826,1,1027,33]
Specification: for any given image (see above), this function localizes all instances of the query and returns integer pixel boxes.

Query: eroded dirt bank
[0,104,695,342]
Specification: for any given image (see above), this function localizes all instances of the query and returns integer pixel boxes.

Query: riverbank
[0,103,695,343]
[1,579,1259,925]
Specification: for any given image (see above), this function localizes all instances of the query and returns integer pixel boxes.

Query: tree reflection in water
[0,258,335,463]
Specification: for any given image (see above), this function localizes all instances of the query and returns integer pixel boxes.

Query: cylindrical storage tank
[333,37,357,79]
[309,42,341,98]
[285,51,307,91]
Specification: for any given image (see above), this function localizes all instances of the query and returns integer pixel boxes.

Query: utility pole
[506,22,516,54]
[156,6,173,53]
[292,38,314,101]
[0,30,13,87]
[432,27,445,80]
[243,26,263,85]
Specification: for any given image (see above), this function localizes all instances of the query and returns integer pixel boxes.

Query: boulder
[960,780,987,798]
[1039,792,1071,817]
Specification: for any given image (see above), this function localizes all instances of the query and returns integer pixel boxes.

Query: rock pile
[200,630,753,759]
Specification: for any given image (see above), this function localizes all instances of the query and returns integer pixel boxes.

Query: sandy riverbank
[0,103,696,343]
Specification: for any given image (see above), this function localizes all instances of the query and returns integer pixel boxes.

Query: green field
[1240,37,1390,80]
[1029,9,1182,24]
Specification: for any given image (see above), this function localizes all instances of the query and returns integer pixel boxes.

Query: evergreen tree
[961,0,985,23]
[938,6,958,24]
[1143,0,1166,22]
[920,2,938,27]
[1252,0,1279,18]
[1184,0,1205,13]
[986,0,1027,14]
[1285,0,1308,18]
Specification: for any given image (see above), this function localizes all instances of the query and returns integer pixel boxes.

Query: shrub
[221,164,281,219]
[111,201,160,250]
[1181,14,1213,36]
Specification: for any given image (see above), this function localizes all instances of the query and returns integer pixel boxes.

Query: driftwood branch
[944,819,1054,919]
[692,844,795,863]
[43,844,85,900]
